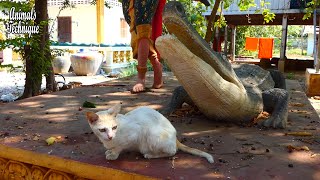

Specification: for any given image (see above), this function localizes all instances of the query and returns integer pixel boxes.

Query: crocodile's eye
[99,128,106,132]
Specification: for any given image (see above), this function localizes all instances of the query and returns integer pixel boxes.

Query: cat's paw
[144,154,153,159]
[105,150,113,156]
[106,153,119,160]
[105,150,119,160]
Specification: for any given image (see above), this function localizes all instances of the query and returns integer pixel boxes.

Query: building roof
[203,0,318,26]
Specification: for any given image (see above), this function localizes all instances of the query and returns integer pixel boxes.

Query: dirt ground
[0,71,319,180]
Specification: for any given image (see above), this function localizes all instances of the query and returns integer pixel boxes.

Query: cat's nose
[108,136,113,140]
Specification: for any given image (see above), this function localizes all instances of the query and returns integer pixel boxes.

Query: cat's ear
[107,103,121,117]
[86,112,99,124]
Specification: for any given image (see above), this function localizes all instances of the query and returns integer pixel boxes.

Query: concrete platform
[0,72,319,179]
[306,68,320,97]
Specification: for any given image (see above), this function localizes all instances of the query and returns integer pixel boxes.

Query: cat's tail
[176,140,214,163]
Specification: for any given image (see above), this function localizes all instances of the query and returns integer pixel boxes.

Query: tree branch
[204,0,221,43]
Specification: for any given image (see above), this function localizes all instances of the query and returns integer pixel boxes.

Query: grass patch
[286,72,295,79]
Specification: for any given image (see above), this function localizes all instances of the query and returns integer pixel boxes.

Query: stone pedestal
[305,68,320,96]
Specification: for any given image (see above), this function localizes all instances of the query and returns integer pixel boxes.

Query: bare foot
[132,79,145,93]
[152,82,163,89]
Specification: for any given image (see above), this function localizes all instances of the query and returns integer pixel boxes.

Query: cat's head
[86,103,121,141]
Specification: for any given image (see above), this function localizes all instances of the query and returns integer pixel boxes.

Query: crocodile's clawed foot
[261,88,289,129]
[258,115,286,129]
[160,107,174,116]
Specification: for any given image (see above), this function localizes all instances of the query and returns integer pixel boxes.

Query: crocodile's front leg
[259,88,289,128]
[161,86,194,115]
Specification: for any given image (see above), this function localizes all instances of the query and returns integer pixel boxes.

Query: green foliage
[90,0,111,8]
[178,0,207,37]
[303,0,318,20]
[261,9,275,23]
[237,0,255,10]
[286,72,295,80]
[0,0,74,96]
[119,61,137,78]
[0,64,15,72]
[51,48,68,57]
[83,101,96,108]
[224,0,276,24]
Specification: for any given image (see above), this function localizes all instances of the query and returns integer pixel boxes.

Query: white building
[304,26,318,56]
[48,0,130,45]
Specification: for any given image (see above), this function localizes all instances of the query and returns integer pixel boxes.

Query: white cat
[85,104,214,163]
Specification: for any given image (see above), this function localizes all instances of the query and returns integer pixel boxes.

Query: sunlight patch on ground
[202,172,226,179]
[182,129,220,136]
[46,107,71,113]
[148,104,163,110]
[288,151,319,164]
[267,132,286,137]
[2,136,24,144]
[41,113,78,122]
[19,101,44,108]
[41,94,72,99]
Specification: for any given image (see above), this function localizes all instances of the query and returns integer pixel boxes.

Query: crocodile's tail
[176,139,214,163]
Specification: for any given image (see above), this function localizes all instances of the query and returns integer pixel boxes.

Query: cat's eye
[99,128,106,132]
[112,126,117,130]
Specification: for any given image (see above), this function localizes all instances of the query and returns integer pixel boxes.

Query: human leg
[149,52,163,89]
[132,38,150,92]
[131,0,160,92]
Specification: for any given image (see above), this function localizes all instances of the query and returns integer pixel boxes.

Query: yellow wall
[48,5,97,44]
[48,4,130,45]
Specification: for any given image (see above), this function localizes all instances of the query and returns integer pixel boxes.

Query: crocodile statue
[155,2,289,128]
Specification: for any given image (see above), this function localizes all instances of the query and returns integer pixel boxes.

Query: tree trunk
[35,0,57,92]
[19,45,42,99]
[20,0,56,99]
[204,0,221,43]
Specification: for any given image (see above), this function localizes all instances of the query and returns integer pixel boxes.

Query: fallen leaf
[285,132,313,136]
[289,103,305,107]
[296,110,309,114]
[46,137,56,145]
[287,145,310,152]
[169,113,180,118]
[251,111,270,125]
[170,106,198,117]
